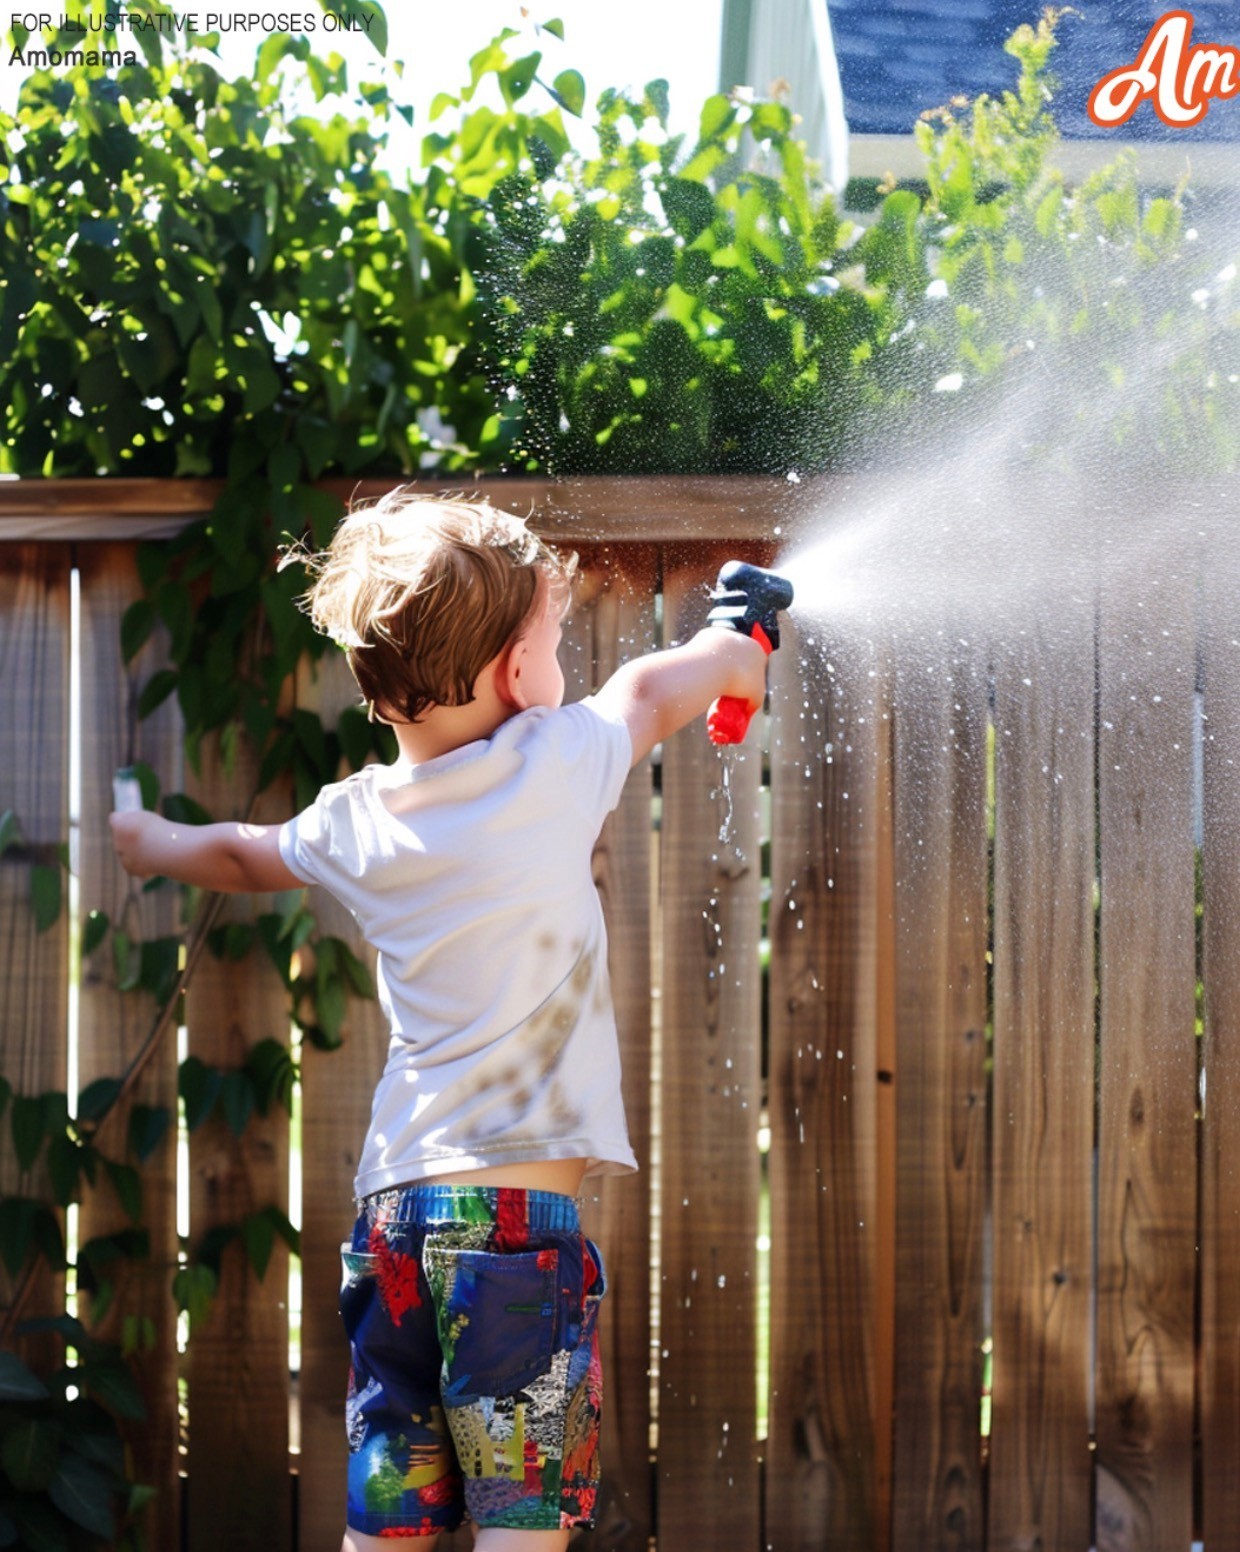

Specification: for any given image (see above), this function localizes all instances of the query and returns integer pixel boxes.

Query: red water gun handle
[707,622,773,745]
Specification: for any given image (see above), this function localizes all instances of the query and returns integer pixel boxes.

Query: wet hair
[280,489,576,724]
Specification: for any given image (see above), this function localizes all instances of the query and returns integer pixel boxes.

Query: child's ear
[494,638,530,711]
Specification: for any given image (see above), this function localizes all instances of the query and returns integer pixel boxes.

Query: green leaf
[42,1092,68,1136]
[699,93,735,142]
[336,704,373,770]
[0,811,18,857]
[292,708,328,778]
[179,1056,222,1132]
[162,792,213,826]
[120,598,155,663]
[46,1133,83,1207]
[172,1263,217,1333]
[113,929,142,993]
[77,1077,122,1124]
[137,669,178,719]
[65,1426,125,1477]
[104,1160,142,1223]
[82,909,109,957]
[0,1349,50,1402]
[241,1210,276,1279]
[541,16,564,39]
[31,864,61,933]
[12,1094,46,1172]
[31,1205,66,1272]
[128,1104,171,1164]
[195,1224,240,1276]
[219,1071,254,1137]
[551,69,584,117]
[127,764,161,814]
[336,939,375,999]
[140,936,181,1003]
[662,178,717,242]
[316,973,348,1044]
[7,1496,68,1552]
[50,1452,117,1540]
[645,78,670,125]
[500,51,540,105]
[78,1230,149,1300]
[263,1203,301,1256]
[343,0,385,56]
[245,1039,296,1115]
[80,1356,146,1421]
[1,1416,62,1493]
[0,1197,36,1277]
[128,1482,159,1515]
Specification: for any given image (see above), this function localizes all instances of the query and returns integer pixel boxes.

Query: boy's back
[277,695,640,1197]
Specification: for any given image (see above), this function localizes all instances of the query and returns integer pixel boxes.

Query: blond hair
[282,490,576,724]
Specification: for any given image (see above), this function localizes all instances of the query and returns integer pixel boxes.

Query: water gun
[705,560,795,745]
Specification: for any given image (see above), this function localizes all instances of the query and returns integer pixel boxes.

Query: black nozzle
[715,560,795,616]
[707,559,795,650]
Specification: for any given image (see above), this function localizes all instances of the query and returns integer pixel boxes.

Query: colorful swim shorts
[340,1183,607,1537]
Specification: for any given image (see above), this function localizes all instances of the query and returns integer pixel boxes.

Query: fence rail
[2,478,1239,1551]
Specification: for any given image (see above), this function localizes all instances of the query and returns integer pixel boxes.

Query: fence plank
[990,612,1095,1552]
[0,475,814,543]
[184,740,292,1552]
[0,543,70,1371]
[1096,568,1196,1552]
[293,650,392,1552]
[1200,545,1240,1550]
[76,544,183,1552]
[564,546,657,1552]
[889,639,989,1551]
[766,625,881,1550]
[656,548,762,1549]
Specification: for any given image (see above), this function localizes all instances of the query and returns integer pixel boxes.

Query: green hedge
[2,6,1236,484]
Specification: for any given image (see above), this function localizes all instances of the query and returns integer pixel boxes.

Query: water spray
[705,560,796,745]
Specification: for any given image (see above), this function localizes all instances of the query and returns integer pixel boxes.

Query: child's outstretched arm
[110,811,303,894]
[594,628,769,767]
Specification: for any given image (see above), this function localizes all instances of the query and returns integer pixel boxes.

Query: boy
[110,492,770,1552]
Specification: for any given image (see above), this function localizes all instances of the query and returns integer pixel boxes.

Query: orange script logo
[1088,10,1240,128]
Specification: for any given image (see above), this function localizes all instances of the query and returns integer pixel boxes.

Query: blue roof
[829,0,1240,141]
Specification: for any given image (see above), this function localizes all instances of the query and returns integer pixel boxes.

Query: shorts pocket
[424,1242,560,1400]
[339,1245,379,1341]
[583,1237,607,1304]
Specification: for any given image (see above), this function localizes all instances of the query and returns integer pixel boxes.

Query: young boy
[110,492,770,1552]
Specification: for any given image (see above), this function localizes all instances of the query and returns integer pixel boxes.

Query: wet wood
[766,623,881,1550]
[564,545,658,1552]
[1200,543,1240,1548]
[656,546,763,1550]
[1096,561,1196,1552]
[76,544,183,1552]
[889,637,989,1551]
[989,609,1095,1551]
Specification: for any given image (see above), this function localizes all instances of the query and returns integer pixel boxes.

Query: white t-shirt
[277,696,639,1197]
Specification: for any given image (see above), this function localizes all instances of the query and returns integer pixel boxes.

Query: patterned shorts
[340,1183,606,1537]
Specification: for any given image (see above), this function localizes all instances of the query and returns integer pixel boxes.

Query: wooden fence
[1,477,1239,1552]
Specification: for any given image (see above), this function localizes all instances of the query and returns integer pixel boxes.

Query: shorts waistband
[359,1183,582,1233]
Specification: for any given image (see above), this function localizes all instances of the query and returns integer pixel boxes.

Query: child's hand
[110,810,158,878]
